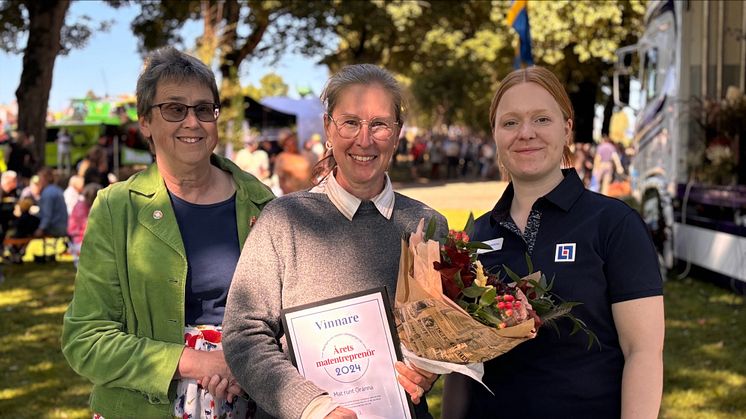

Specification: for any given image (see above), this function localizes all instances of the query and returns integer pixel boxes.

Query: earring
[325,140,333,149]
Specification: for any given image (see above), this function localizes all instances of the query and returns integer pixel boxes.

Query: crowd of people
[231,129,324,197]
[0,129,111,271]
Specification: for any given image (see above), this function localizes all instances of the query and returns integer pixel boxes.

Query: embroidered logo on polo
[554,243,576,262]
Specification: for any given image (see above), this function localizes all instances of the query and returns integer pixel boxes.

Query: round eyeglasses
[327,114,399,141]
[151,102,220,122]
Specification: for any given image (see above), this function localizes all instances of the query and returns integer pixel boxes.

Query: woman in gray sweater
[223,64,447,419]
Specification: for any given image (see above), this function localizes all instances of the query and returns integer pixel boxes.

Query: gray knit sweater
[223,191,447,419]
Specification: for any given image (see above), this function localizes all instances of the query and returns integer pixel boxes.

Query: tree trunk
[15,0,70,169]
[569,81,597,144]
[601,90,614,137]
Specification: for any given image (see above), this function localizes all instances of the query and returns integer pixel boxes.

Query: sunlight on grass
[32,303,69,316]
[27,360,55,373]
[1,234,744,418]
[0,288,33,307]
[0,378,60,400]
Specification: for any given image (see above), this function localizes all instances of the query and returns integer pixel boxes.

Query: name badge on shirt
[476,237,504,254]
[555,243,576,262]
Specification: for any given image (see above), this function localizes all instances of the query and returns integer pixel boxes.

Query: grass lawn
[1,252,744,417]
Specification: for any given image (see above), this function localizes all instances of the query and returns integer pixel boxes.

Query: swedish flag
[506,0,534,68]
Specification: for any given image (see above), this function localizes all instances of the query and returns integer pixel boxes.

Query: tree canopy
[318,0,646,135]
[0,0,118,165]
[244,72,290,100]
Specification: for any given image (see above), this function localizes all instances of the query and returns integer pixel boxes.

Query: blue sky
[0,1,330,111]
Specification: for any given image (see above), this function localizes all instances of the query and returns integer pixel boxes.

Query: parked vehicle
[614,0,746,292]
[45,98,152,172]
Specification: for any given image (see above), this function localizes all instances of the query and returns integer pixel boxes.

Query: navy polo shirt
[460,169,662,418]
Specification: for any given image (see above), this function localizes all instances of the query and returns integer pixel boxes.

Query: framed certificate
[282,287,413,419]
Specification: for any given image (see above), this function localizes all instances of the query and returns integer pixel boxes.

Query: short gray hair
[136,47,220,120]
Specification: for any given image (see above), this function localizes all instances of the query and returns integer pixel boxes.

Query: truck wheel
[641,189,673,277]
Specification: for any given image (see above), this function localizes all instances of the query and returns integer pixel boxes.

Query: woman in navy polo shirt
[442,66,664,418]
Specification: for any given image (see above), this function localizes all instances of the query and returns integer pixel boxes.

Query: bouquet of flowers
[394,217,596,381]
[433,216,597,348]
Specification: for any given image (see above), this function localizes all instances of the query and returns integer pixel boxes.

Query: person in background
[441,66,664,419]
[6,197,40,263]
[57,128,72,174]
[234,135,270,182]
[33,167,68,238]
[67,182,101,268]
[273,152,312,195]
[278,129,300,155]
[19,175,41,204]
[591,135,623,195]
[7,131,35,183]
[303,133,325,165]
[410,135,427,179]
[63,175,84,215]
[61,46,274,418]
[80,146,110,188]
[428,137,444,179]
[0,170,19,243]
[223,63,447,419]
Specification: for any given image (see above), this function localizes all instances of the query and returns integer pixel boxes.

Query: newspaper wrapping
[394,220,535,366]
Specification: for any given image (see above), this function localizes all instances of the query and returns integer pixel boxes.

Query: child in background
[68,183,102,268]
[7,198,40,263]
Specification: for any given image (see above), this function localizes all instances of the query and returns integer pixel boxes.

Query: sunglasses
[150,102,220,122]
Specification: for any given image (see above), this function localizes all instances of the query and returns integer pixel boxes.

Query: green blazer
[61,154,274,417]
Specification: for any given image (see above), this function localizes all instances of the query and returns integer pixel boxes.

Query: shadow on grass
[661,277,746,419]
[0,262,91,419]
[1,256,744,418]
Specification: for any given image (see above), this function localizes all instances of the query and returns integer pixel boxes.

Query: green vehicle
[45,99,152,169]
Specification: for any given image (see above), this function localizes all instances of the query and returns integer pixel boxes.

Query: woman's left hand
[394,362,438,405]
[200,375,244,402]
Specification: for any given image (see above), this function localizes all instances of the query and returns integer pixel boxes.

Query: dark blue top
[38,184,68,237]
[457,169,663,419]
[169,191,240,326]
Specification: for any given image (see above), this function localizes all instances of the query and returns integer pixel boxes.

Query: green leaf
[502,264,522,283]
[425,217,437,241]
[543,274,553,292]
[475,307,503,326]
[529,299,553,314]
[463,212,476,237]
[462,285,490,298]
[524,253,534,274]
[479,287,497,306]
[465,241,492,250]
[570,319,581,336]
[540,273,549,290]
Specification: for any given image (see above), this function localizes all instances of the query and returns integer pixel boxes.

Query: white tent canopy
[260,96,325,145]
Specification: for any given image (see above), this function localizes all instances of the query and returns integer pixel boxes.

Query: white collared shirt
[310,171,395,221]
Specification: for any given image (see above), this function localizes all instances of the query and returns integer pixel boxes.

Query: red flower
[437,266,465,300]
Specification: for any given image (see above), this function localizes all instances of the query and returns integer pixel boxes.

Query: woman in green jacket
[61,47,273,418]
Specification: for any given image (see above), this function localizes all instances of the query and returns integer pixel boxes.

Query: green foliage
[320,0,647,133]
[0,0,117,55]
[244,72,289,100]
[128,0,334,145]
